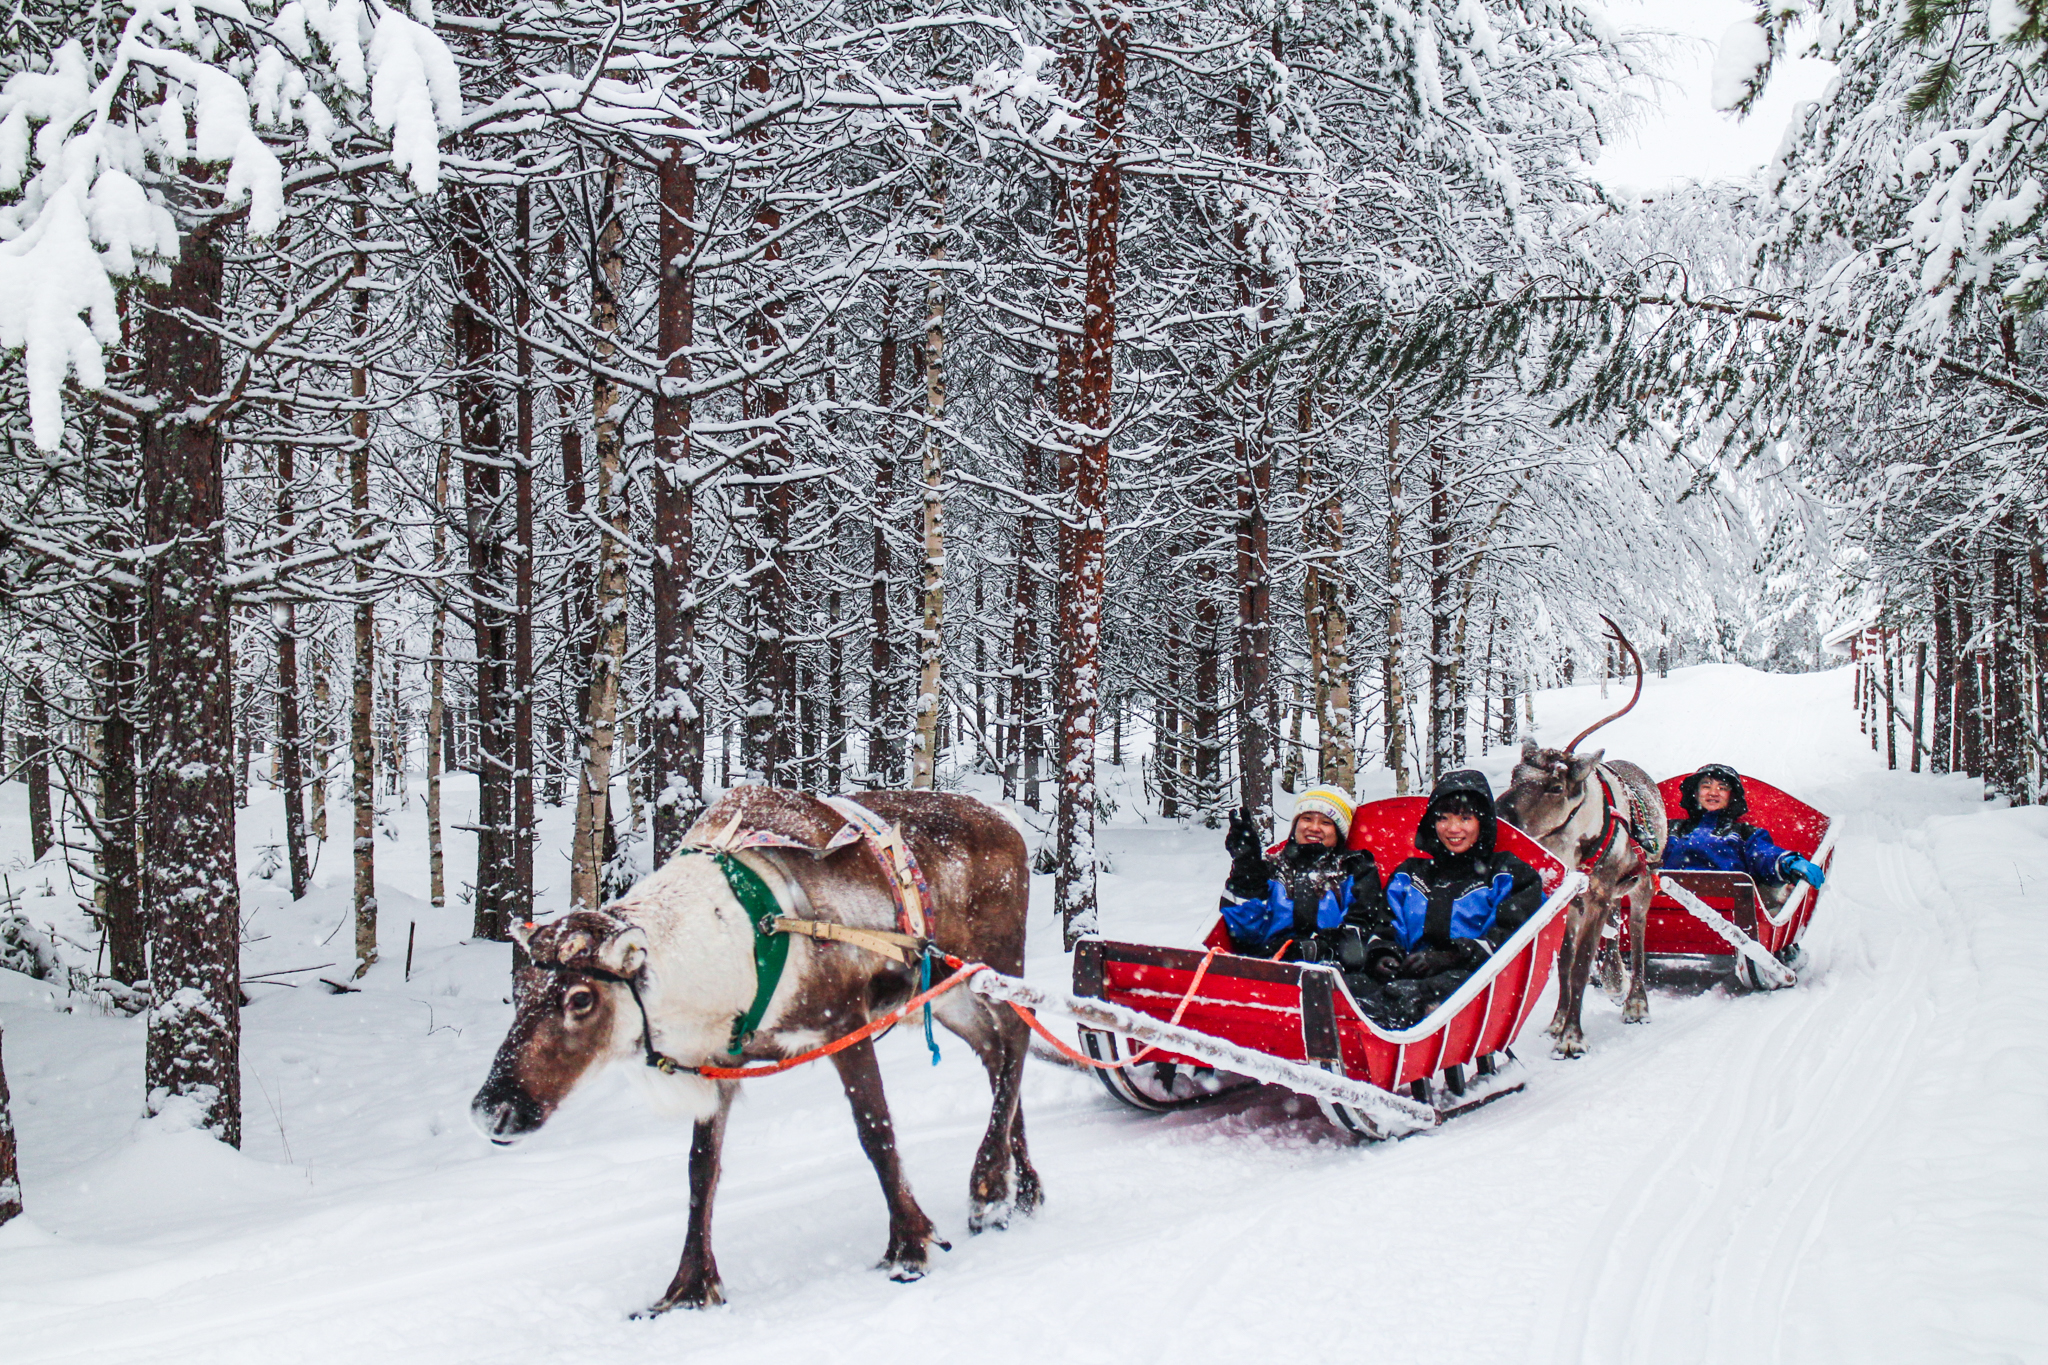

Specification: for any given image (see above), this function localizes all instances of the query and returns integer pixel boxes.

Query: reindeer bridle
[527,954,718,1077]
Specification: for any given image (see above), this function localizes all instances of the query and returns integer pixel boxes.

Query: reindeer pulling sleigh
[469,626,1833,1312]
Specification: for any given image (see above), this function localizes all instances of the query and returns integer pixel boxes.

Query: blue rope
[920,948,942,1065]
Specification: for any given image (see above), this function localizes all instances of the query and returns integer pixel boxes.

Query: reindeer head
[470,908,650,1144]
[1497,737,1604,836]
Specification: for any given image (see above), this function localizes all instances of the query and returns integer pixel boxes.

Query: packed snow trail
[1,664,2043,1364]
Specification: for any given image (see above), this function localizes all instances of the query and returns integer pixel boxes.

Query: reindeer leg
[932,989,1027,1231]
[1546,901,1590,1039]
[1595,933,1625,1000]
[830,1037,943,1281]
[1622,883,1652,1025]
[1008,1100,1042,1216]
[938,992,1032,1233]
[1553,896,1606,1059]
[642,1085,736,1315]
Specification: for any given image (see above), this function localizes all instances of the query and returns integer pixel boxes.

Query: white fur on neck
[601,852,813,1096]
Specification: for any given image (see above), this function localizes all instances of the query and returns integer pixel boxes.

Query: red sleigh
[1070,798,1584,1141]
[1630,773,1836,989]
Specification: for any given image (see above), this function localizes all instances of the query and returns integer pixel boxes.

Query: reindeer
[1496,620,1667,1058]
[470,787,1039,1313]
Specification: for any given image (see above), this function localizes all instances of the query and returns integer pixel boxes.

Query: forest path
[2,664,2043,1364]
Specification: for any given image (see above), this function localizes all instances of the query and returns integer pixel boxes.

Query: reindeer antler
[1564,615,1645,755]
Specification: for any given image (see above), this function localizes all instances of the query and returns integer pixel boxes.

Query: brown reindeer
[1495,621,1667,1058]
[471,787,1039,1312]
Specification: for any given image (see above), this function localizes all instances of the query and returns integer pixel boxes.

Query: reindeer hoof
[882,1256,929,1283]
[1622,996,1650,1025]
[969,1199,1013,1234]
[637,1280,725,1316]
[1551,1032,1587,1060]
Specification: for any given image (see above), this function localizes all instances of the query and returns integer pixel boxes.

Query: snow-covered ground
[3,664,2044,1364]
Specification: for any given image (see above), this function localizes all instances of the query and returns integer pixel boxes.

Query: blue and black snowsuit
[1220,836,1386,962]
[1663,767,1799,886]
[1343,769,1544,1028]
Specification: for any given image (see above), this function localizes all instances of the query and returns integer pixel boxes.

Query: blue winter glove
[1781,854,1826,889]
[1385,872,1429,951]
[1313,878,1352,932]
[1449,872,1516,941]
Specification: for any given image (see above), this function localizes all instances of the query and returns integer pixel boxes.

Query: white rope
[1659,878,1798,988]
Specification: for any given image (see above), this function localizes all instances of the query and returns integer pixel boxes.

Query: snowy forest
[1,0,2045,1231]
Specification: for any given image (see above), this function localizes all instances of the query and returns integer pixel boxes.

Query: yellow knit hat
[1292,786,1355,839]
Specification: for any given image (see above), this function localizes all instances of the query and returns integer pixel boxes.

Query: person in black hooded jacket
[1338,769,1544,1029]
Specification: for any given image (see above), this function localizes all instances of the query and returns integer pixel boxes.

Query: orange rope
[693,960,988,1079]
[695,946,1223,1081]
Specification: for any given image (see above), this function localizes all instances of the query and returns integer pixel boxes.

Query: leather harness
[530,799,938,1075]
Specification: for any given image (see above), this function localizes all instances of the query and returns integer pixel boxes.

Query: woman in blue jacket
[1664,764,1826,890]
[1219,787,1386,963]
[1338,769,1545,1028]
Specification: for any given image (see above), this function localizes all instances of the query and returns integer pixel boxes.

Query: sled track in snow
[1546,828,1947,1365]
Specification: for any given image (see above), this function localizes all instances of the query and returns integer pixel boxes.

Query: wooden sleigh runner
[1630,773,1837,991]
[1067,798,1585,1142]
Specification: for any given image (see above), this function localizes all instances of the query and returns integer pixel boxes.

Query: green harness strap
[715,853,791,1057]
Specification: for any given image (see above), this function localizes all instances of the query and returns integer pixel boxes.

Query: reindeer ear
[597,925,650,979]
[509,920,535,951]
[1569,750,1604,784]
[1520,736,1542,763]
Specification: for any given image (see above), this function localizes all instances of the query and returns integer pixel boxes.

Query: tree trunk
[1426,445,1451,779]
[1932,567,1954,773]
[510,183,536,925]
[2031,534,2047,803]
[140,225,241,1145]
[1230,170,1273,820]
[100,577,144,985]
[550,226,589,814]
[349,198,378,972]
[1056,7,1128,945]
[1012,391,1043,810]
[311,643,330,841]
[274,438,310,902]
[1987,524,2021,801]
[911,151,948,791]
[427,433,449,909]
[651,125,703,864]
[828,590,846,789]
[869,275,901,788]
[573,157,630,911]
[23,675,52,862]
[1883,625,1898,770]
[1911,638,1927,775]
[1383,404,1409,793]
[348,197,380,978]
[454,186,511,941]
[1956,569,1982,779]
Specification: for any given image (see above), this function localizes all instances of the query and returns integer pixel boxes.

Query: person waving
[1218,787,1386,963]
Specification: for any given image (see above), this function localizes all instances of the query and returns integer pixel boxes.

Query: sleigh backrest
[1345,796,1570,894]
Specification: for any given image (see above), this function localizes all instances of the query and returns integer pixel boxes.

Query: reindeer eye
[565,986,598,1018]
